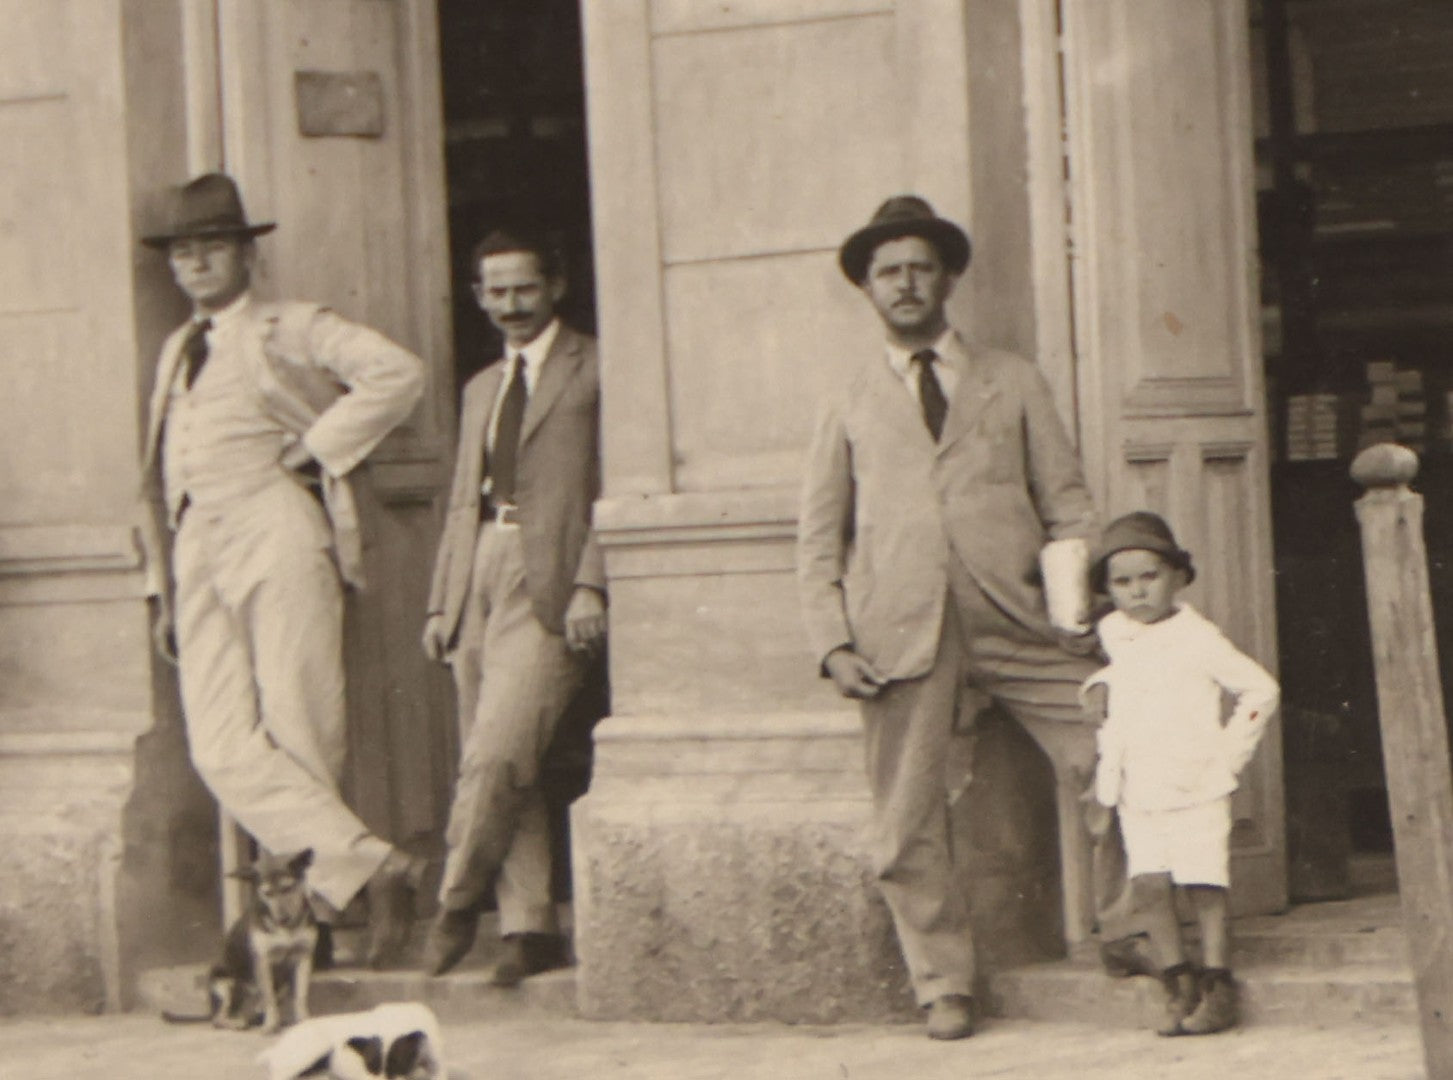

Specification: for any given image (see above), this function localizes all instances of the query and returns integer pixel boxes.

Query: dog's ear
[345,1035,385,1076]
[384,1030,426,1077]
[290,848,315,875]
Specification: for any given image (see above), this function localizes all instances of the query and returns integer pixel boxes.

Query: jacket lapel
[142,328,190,469]
[936,342,998,455]
[519,326,583,448]
[862,351,936,449]
[468,362,506,488]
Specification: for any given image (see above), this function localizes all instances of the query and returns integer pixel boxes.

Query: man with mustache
[796,196,1100,1039]
[420,228,605,982]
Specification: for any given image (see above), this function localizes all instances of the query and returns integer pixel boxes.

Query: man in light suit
[797,196,1100,1039]
[138,173,429,967]
[421,229,605,981]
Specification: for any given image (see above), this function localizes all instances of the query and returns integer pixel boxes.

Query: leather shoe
[489,932,569,988]
[925,994,975,1041]
[423,907,481,976]
[364,849,426,969]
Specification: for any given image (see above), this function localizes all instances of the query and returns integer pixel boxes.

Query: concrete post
[1351,443,1453,1079]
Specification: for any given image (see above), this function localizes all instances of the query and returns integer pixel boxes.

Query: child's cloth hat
[1090,511,1196,592]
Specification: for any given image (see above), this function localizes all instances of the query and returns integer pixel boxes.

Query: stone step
[136,910,581,1025]
[989,959,1416,1029]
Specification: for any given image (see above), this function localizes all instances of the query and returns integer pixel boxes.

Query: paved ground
[0,1013,1424,1080]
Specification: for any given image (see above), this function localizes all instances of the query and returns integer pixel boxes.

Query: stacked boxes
[1359,360,1426,452]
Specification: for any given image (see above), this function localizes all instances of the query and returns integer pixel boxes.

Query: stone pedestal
[572,712,911,1023]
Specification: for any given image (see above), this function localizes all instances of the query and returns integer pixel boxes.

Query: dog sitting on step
[164,847,327,1033]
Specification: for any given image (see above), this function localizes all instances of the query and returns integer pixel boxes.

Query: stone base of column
[571,707,1065,1022]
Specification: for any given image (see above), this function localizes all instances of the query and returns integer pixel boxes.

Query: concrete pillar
[0,0,219,1012]
[572,0,1067,1021]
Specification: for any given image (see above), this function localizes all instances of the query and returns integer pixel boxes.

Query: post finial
[1351,443,1419,489]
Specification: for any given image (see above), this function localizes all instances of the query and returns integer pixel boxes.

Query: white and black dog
[259,1003,448,1080]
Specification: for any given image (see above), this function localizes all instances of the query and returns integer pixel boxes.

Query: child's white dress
[1087,603,1279,886]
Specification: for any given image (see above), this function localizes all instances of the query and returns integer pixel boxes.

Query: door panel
[1062,0,1286,913]
[214,0,456,860]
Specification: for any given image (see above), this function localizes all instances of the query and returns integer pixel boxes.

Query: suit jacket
[427,323,604,639]
[797,337,1095,681]
[137,299,425,600]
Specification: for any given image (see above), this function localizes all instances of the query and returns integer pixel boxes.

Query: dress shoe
[423,907,482,976]
[488,932,569,988]
[1099,935,1158,979]
[925,994,975,1040]
[364,849,426,969]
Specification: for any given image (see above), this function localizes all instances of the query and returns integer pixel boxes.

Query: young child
[1085,512,1279,1036]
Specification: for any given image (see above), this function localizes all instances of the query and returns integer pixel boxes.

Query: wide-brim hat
[1089,511,1196,593]
[838,195,971,283]
[141,172,276,249]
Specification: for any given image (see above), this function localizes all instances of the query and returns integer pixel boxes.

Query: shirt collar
[507,317,562,380]
[885,327,963,380]
[199,291,251,330]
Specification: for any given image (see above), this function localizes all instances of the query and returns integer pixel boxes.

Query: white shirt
[884,327,962,407]
[1087,603,1280,812]
[481,317,561,498]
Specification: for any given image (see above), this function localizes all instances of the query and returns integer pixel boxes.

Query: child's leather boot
[1156,961,1201,1036]
[1179,967,1238,1035]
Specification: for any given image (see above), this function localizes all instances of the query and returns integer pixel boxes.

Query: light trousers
[172,482,390,912]
[438,522,585,934]
[859,554,1096,1005]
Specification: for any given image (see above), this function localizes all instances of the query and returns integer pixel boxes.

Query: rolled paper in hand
[1040,537,1091,634]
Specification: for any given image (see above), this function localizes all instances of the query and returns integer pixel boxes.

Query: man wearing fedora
[418,227,604,981]
[796,195,1101,1039]
[137,172,428,967]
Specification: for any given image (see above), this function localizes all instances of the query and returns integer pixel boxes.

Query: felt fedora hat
[1089,511,1196,593]
[141,173,276,249]
[838,194,971,283]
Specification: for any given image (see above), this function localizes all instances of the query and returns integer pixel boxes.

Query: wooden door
[214,0,457,873]
[1061,0,1287,913]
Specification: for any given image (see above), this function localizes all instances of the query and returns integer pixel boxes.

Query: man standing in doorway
[421,229,605,982]
[796,196,1100,1039]
[137,173,429,967]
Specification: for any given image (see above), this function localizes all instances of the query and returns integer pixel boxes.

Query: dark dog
[164,848,327,1033]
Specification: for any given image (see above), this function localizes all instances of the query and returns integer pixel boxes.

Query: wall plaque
[295,70,385,138]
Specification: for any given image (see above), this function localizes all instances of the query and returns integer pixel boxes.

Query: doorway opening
[1252,0,1453,901]
[434,0,605,907]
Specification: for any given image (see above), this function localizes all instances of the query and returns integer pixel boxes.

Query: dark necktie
[489,354,528,505]
[183,318,213,389]
[912,348,948,441]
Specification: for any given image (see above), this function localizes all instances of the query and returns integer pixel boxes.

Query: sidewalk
[0,1013,1423,1080]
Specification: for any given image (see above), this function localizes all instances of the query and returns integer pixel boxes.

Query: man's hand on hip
[421,613,451,663]
[565,586,607,655]
[824,647,886,700]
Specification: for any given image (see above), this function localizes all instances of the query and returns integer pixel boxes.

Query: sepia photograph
[0,1,1449,1077]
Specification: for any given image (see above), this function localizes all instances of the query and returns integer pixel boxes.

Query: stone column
[0,0,219,1012]
[571,0,1067,1022]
